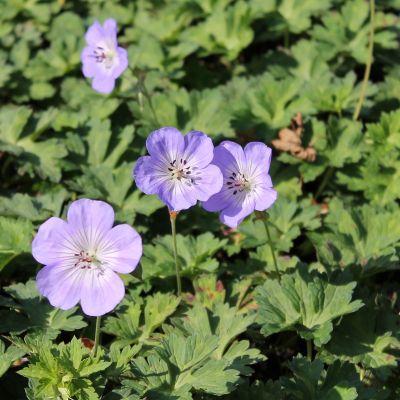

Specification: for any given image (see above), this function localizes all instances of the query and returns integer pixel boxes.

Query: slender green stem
[315,166,334,199]
[93,316,101,357]
[264,219,280,281]
[284,27,290,49]
[170,212,181,296]
[353,0,375,121]
[306,339,313,361]
[141,81,160,127]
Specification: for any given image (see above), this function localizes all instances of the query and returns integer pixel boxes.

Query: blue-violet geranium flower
[32,199,142,316]
[81,18,128,94]
[202,141,277,228]
[133,127,223,211]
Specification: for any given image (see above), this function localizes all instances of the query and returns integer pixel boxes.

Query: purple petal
[217,141,246,172]
[85,21,104,46]
[220,194,256,228]
[32,217,75,265]
[36,264,81,310]
[67,199,115,241]
[103,18,118,39]
[100,224,143,273]
[111,47,128,79]
[146,127,185,162]
[244,142,272,175]
[81,47,99,78]
[158,180,197,211]
[191,164,223,202]
[254,186,277,211]
[91,74,116,94]
[80,268,125,316]
[202,187,231,212]
[183,131,214,168]
[134,155,168,195]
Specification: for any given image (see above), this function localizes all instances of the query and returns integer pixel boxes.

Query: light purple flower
[32,199,142,317]
[133,127,223,211]
[202,141,277,228]
[81,18,128,94]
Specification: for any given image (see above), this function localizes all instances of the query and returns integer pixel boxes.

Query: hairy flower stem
[265,220,280,281]
[353,0,375,121]
[131,67,160,127]
[93,316,101,357]
[141,81,160,127]
[315,166,334,199]
[306,339,313,361]
[169,211,182,296]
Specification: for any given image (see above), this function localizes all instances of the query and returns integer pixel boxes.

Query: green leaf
[0,217,33,270]
[103,292,180,348]
[309,199,400,276]
[278,0,332,34]
[141,233,227,280]
[319,303,400,380]
[238,197,320,252]
[337,109,400,205]
[18,337,110,400]
[0,280,86,335]
[182,1,254,60]
[282,357,359,400]
[0,339,25,378]
[255,266,363,345]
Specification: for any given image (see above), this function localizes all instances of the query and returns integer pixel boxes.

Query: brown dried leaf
[272,113,317,162]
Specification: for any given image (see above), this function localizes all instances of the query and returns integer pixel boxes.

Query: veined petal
[220,194,256,228]
[67,199,115,248]
[244,142,272,176]
[254,185,277,211]
[146,127,185,163]
[80,268,125,316]
[99,224,142,273]
[103,18,118,41]
[191,164,223,201]
[92,74,116,94]
[158,180,197,211]
[81,47,100,78]
[32,217,77,265]
[111,47,128,79]
[36,264,82,310]
[134,155,169,195]
[217,141,246,173]
[85,21,104,46]
[183,131,214,168]
[202,187,231,212]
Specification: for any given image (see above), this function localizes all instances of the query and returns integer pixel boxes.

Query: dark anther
[233,190,237,195]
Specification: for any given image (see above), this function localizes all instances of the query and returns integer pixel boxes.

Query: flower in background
[32,199,142,316]
[133,127,223,211]
[81,18,128,94]
[203,141,277,228]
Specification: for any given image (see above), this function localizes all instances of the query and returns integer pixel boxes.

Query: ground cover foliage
[0,0,400,399]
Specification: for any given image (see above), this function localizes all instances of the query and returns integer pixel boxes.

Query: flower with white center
[133,127,223,211]
[202,141,277,228]
[81,19,128,94]
[32,199,142,316]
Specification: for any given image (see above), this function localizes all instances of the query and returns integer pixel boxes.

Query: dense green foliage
[0,0,400,398]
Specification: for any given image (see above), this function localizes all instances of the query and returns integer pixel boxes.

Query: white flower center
[92,40,117,70]
[167,158,199,187]
[226,171,254,196]
[74,250,105,275]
